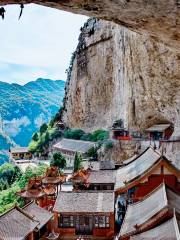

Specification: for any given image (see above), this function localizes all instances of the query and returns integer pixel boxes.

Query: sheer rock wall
[62,19,180,135]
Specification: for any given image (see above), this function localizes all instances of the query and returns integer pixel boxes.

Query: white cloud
[0,4,88,84]
[4,116,31,136]
[34,113,46,128]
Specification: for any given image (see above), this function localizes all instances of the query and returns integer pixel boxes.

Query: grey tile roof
[24,202,53,230]
[0,207,38,240]
[115,147,161,190]
[88,170,116,184]
[53,191,114,213]
[119,184,180,238]
[100,161,115,170]
[146,124,171,132]
[53,138,95,154]
[10,147,29,154]
[130,215,180,240]
[83,160,115,171]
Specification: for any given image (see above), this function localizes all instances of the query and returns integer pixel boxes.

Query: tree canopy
[74,152,83,172]
[50,152,67,170]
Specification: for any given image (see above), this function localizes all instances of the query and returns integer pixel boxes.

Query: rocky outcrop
[1,0,180,50]
[62,19,180,136]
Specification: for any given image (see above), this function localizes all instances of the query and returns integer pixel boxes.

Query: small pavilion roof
[23,202,53,230]
[53,191,114,213]
[17,177,45,199]
[119,184,180,238]
[10,147,30,154]
[42,166,66,185]
[0,205,39,240]
[115,146,180,192]
[130,215,180,240]
[145,124,171,132]
[53,138,95,154]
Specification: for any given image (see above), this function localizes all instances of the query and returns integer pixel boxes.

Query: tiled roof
[83,160,115,171]
[24,202,53,230]
[53,138,95,154]
[0,206,38,240]
[130,215,180,240]
[10,147,29,154]
[119,184,180,238]
[53,191,114,213]
[115,147,161,190]
[145,124,171,132]
[88,170,116,184]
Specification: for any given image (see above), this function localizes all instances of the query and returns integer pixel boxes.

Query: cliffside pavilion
[0,202,53,240]
[53,191,114,238]
[115,146,180,201]
[118,184,180,239]
[145,123,173,140]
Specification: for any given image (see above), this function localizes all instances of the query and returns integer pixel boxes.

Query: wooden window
[59,215,74,228]
[94,216,110,228]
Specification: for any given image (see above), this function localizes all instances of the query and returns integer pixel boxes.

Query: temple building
[0,202,53,240]
[110,127,131,141]
[145,123,173,140]
[53,138,96,162]
[42,166,66,194]
[53,191,114,238]
[71,169,116,191]
[119,184,180,239]
[130,214,180,240]
[17,177,51,207]
[115,146,180,201]
[10,147,32,161]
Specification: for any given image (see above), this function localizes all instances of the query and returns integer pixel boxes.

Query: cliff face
[62,19,180,135]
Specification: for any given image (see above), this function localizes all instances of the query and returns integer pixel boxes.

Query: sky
[0,4,88,84]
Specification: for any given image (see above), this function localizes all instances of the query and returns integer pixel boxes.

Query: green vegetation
[63,128,109,142]
[73,152,83,172]
[87,146,98,159]
[40,123,48,135]
[0,163,22,191]
[63,129,85,140]
[104,140,114,150]
[0,163,47,214]
[28,124,62,154]
[50,152,67,170]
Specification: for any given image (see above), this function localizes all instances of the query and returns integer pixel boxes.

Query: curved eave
[115,157,180,194]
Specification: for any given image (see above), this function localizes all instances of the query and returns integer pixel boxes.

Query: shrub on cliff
[63,128,85,140]
[89,129,109,142]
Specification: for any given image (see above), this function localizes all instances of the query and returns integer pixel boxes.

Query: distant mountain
[0,78,65,163]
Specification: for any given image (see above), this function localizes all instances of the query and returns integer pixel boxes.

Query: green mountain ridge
[0,78,65,164]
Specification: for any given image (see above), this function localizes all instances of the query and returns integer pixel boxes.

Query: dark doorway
[75,215,93,235]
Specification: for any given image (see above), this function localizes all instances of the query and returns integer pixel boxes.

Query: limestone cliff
[62,19,180,136]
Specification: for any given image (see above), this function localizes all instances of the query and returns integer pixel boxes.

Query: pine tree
[74,152,82,172]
